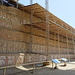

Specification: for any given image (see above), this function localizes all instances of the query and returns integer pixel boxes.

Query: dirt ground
[0,62,75,75]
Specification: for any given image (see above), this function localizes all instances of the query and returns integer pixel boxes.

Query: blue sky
[19,0,75,28]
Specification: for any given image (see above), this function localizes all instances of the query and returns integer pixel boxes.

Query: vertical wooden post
[30,0,33,53]
[22,9,24,24]
[72,36,75,55]
[74,37,75,55]
[62,35,64,56]
[16,0,19,8]
[62,33,65,57]
[33,64,35,73]
[54,31,57,58]
[58,28,60,56]
[1,0,4,18]
[66,32,70,62]
[30,0,33,24]
[45,0,49,60]
[2,0,3,5]
[64,61,66,66]
[52,61,54,69]
[3,68,6,75]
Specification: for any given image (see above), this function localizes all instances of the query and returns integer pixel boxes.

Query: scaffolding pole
[45,0,49,60]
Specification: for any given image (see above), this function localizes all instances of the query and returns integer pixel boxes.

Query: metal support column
[45,0,49,60]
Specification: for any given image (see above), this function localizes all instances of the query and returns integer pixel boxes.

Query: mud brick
[0,19,3,26]
[39,55,46,61]
[34,54,39,62]
[0,27,31,42]
[32,28,46,37]
[0,40,7,53]
[25,34,31,43]
[31,54,35,62]
[7,55,16,66]
[32,35,46,45]
[21,25,31,33]
[25,54,32,63]
[0,40,29,53]
[0,55,6,67]
[32,44,46,54]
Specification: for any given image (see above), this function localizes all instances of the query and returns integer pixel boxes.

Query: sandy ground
[0,62,75,75]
